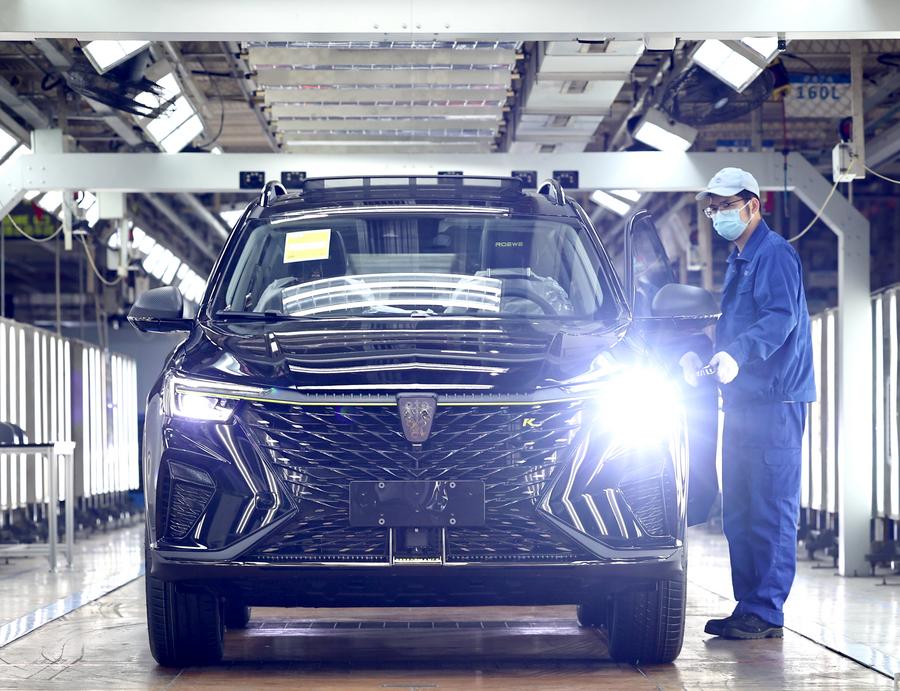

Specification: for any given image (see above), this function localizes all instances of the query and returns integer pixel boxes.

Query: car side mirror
[128,286,192,333]
[639,282,720,333]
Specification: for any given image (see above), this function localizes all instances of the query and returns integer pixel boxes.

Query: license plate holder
[349,480,485,528]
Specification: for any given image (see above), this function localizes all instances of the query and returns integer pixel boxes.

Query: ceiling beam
[0,151,800,196]
[865,119,900,169]
[1,0,899,40]
[175,192,229,240]
[263,87,509,105]
[141,193,219,262]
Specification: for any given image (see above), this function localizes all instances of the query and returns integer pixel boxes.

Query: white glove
[709,351,739,384]
[678,351,703,388]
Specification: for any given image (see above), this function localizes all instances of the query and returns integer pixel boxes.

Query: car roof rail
[537,178,567,206]
[259,180,288,207]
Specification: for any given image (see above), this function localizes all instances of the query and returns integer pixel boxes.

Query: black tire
[606,574,686,664]
[223,600,251,629]
[145,571,224,666]
[576,600,608,629]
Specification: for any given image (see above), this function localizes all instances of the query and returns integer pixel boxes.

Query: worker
[679,167,816,640]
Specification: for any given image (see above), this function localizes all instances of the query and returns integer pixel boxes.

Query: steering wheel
[501,285,558,315]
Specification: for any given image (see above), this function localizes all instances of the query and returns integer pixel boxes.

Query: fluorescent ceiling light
[161,254,181,285]
[136,232,157,255]
[219,209,244,228]
[37,190,63,214]
[24,190,40,201]
[85,204,100,228]
[84,40,149,74]
[0,144,31,175]
[693,40,761,92]
[591,190,631,217]
[142,244,168,278]
[160,114,203,153]
[178,272,206,304]
[78,191,96,210]
[633,108,697,152]
[136,73,183,115]
[742,37,779,61]
[147,96,195,142]
[0,127,18,159]
[610,189,642,203]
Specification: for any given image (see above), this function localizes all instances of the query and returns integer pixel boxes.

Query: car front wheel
[223,600,251,629]
[145,567,224,666]
[606,573,686,664]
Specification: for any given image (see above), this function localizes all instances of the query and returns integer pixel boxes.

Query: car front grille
[240,397,594,563]
[166,480,215,540]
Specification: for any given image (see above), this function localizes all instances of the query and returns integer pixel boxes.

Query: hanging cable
[77,234,124,286]
[786,158,857,244]
[863,163,900,185]
[4,213,64,243]
[194,74,226,150]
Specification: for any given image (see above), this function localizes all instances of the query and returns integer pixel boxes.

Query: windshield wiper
[212,310,299,322]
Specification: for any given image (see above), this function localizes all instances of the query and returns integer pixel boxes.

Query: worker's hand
[709,351,739,384]
[678,351,703,387]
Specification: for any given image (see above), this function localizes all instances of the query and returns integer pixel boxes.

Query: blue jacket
[715,219,816,408]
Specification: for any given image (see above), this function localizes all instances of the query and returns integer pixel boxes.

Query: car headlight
[163,373,265,422]
[562,359,682,447]
[600,367,683,447]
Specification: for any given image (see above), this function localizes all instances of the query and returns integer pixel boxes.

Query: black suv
[130,176,718,667]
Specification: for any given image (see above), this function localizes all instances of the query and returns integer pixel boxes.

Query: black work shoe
[721,613,784,640]
[704,614,738,636]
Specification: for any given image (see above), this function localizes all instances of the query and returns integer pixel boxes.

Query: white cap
[695,167,760,201]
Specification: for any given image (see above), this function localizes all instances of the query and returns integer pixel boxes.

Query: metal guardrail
[0,317,138,525]
[801,285,900,538]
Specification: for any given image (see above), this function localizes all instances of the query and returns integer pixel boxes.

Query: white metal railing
[0,317,138,515]
[802,285,900,528]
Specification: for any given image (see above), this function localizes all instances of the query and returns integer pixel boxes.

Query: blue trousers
[721,401,806,627]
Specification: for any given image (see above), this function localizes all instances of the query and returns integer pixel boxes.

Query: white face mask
[712,200,752,241]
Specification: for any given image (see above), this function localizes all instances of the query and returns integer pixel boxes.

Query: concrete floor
[0,524,895,689]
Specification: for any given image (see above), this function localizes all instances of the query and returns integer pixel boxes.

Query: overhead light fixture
[78,191,100,227]
[83,40,150,75]
[742,37,780,62]
[121,225,206,303]
[632,108,697,152]
[591,190,631,217]
[693,38,779,93]
[0,127,18,160]
[610,189,642,203]
[138,73,204,153]
[37,190,63,215]
[0,144,31,176]
[158,115,203,153]
[219,209,244,228]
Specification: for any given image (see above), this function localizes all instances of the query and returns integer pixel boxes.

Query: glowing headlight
[164,374,265,422]
[596,367,683,447]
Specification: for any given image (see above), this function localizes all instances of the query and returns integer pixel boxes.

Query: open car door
[625,209,720,526]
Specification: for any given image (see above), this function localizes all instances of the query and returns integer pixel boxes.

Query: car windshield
[211,211,619,320]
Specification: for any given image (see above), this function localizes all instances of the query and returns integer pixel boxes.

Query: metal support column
[787,153,872,577]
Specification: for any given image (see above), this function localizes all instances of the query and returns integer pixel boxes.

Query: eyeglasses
[702,198,748,219]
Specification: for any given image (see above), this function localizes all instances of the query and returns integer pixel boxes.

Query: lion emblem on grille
[397,394,438,443]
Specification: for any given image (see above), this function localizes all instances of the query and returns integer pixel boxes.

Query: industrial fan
[658,65,774,126]
[46,47,173,119]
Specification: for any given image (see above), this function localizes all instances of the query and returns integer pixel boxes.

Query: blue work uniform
[715,218,816,627]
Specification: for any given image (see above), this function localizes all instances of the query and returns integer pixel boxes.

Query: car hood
[176,318,631,395]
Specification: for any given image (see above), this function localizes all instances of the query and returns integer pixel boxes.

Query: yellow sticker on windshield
[283,229,331,263]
